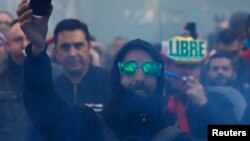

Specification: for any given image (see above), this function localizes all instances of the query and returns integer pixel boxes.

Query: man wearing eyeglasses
[102,39,194,141]
[0,11,13,35]
[0,19,30,141]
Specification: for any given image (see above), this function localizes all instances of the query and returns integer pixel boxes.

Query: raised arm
[16,0,65,137]
[17,0,51,55]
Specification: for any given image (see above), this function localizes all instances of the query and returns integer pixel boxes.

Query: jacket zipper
[73,85,77,104]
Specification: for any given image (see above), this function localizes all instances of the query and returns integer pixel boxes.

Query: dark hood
[110,39,165,101]
[102,39,166,140]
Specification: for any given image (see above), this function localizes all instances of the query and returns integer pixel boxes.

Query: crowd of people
[0,0,250,141]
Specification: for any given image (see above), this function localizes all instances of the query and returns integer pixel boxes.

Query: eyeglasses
[118,61,162,77]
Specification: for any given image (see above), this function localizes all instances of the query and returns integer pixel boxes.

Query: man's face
[207,58,236,86]
[8,23,29,65]
[167,62,201,91]
[55,29,91,76]
[120,49,158,98]
[0,13,12,34]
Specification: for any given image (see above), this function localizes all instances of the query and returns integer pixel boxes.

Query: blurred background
[1,0,250,46]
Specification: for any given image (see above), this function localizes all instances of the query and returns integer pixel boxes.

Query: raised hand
[16,0,53,55]
[183,76,208,107]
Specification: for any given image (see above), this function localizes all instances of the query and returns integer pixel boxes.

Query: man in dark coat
[17,1,106,141]
[0,19,29,141]
[102,39,194,141]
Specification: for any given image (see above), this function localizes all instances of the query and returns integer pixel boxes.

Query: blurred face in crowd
[90,48,100,67]
[217,40,239,52]
[216,40,240,59]
[7,22,29,65]
[215,21,229,31]
[207,57,236,86]
[0,38,7,63]
[90,41,106,67]
[54,29,91,76]
[0,12,13,34]
[120,49,158,97]
[167,62,201,92]
[110,38,127,58]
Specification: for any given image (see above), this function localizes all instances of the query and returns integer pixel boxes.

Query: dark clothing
[0,56,28,141]
[166,91,237,140]
[103,105,194,141]
[23,44,105,141]
[103,39,195,141]
[103,100,167,141]
[238,85,250,124]
[54,64,111,113]
[235,57,249,86]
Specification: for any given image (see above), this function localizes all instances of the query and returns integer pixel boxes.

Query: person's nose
[68,46,78,57]
[217,67,224,75]
[134,68,145,82]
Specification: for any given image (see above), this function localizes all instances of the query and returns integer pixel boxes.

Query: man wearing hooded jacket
[102,39,195,141]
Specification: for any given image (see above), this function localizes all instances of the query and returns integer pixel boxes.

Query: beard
[128,81,152,97]
[118,83,159,117]
[208,74,234,86]
[121,89,152,113]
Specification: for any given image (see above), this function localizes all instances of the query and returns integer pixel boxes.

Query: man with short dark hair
[216,28,249,87]
[52,19,111,113]
[205,53,236,86]
[204,52,250,122]
[216,28,239,57]
[17,1,107,141]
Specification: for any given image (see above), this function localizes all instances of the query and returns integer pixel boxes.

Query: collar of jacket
[56,63,95,86]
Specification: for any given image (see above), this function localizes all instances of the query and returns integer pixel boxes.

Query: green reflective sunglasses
[118,61,162,77]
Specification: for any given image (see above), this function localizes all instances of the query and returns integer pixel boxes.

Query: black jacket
[54,64,111,113]
[0,56,28,141]
[23,44,105,141]
[103,39,195,141]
